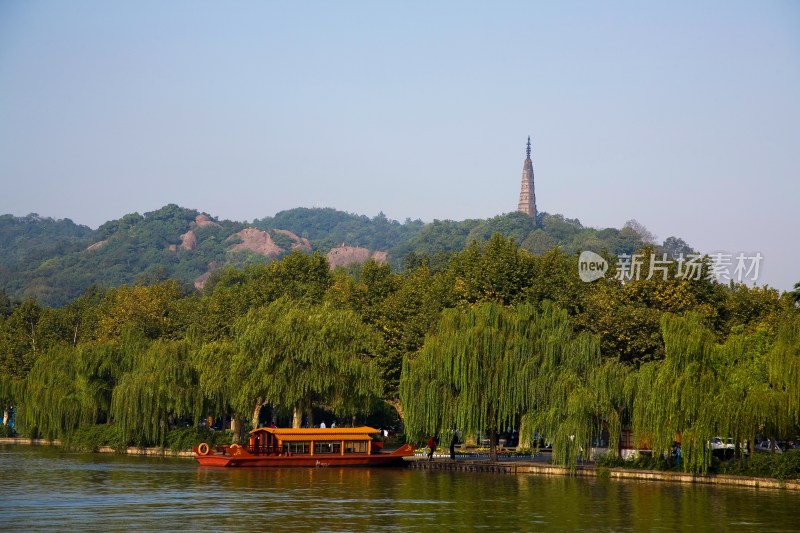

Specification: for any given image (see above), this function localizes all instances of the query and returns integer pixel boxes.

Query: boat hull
[195,443,415,468]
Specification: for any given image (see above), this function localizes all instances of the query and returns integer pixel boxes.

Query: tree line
[1,234,798,474]
[1,204,669,307]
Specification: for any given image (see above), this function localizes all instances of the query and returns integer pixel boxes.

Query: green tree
[232,298,383,429]
[0,290,16,318]
[362,265,446,419]
[95,281,185,341]
[402,301,600,463]
[0,300,45,379]
[111,339,203,446]
[446,234,536,306]
[632,313,799,474]
[466,212,536,244]
[250,251,332,304]
[520,229,556,256]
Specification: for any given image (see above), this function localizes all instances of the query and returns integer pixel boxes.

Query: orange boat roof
[250,426,380,442]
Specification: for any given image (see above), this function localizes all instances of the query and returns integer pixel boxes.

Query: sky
[1,1,798,291]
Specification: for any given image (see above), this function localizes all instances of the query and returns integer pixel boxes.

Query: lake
[1,444,798,531]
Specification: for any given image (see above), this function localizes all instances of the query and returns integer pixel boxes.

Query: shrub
[165,426,231,451]
[595,452,676,471]
[595,452,625,468]
[712,450,800,480]
[0,424,14,437]
[65,424,128,452]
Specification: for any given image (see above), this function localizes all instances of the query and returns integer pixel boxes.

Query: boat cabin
[246,426,381,457]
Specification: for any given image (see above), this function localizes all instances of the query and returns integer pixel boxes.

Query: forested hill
[0,204,676,306]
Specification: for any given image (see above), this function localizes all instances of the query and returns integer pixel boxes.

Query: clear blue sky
[1,1,798,290]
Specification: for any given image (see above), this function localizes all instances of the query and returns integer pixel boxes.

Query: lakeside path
[3,437,798,491]
[407,452,800,491]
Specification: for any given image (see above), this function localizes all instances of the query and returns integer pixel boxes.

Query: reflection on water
[1,445,799,531]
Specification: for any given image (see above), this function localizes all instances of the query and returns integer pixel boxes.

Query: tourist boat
[193,426,415,467]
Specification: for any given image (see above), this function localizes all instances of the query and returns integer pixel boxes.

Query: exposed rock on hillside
[194,271,212,289]
[326,245,387,268]
[227,228,282,257]
[194,214,221,228]
[180,230,197,251]
[85,240,108,253]
[274,229,312,251]
[194,261,218,290]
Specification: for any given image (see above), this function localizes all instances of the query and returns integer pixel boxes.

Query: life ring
[197,442,210,456]
[229,443,242,456]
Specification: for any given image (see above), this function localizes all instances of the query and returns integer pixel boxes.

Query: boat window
[344,441,368,454]
[286,442,310,454]
[314,441,342,455]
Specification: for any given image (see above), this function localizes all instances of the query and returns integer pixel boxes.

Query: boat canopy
[249,426,379,442]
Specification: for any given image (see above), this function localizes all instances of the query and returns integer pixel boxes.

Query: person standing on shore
[427,436,436,460]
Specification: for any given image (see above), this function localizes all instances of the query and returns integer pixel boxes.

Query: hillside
[0,205,672,306]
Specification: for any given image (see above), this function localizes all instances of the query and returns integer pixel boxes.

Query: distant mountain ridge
[0,204,669,306]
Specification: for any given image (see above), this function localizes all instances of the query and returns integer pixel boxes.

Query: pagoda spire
[517,135,537,222]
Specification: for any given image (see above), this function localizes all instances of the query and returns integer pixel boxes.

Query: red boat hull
[194,443,415,468]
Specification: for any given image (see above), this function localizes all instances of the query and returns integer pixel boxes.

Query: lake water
[1,444,799,531]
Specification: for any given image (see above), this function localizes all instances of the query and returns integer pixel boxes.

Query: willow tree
[191,337,243,440]
[111,339,203,446]
[232,298,383,429]
[631,313,797,474]
[19,344,110,439]
[16,329,144,440]
[520,346,632,470]
[0,373,21,427]
[709,327,783,462]
[633,314,720,473]
[765,316,800,436]
[402,301,604,463]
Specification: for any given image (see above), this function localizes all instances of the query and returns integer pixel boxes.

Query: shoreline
[408,455,800,491]
[0,436,195,458]
[3,437,798,491]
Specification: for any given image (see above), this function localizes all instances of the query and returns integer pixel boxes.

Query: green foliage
[0,424,14,437]
[632,313,800,475]
[0,214,93,274]
[389,219,481,268]
[717,450,800,480]
[1,205,798,482]
[595,452,626,468]
[518,305,631,470]
[255,208,424,252]
[111,340,203,447]
[466,212,536,245]
[18,344,112,440]
[520,229,556,255]
[401,300,618,467]
[232,298,383,425]
[164,426,232,452]
[0,290,16,318]
[596,451,675,471]
[63,423,128,452]
[0,204,686,310]
[446,234,536,306]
